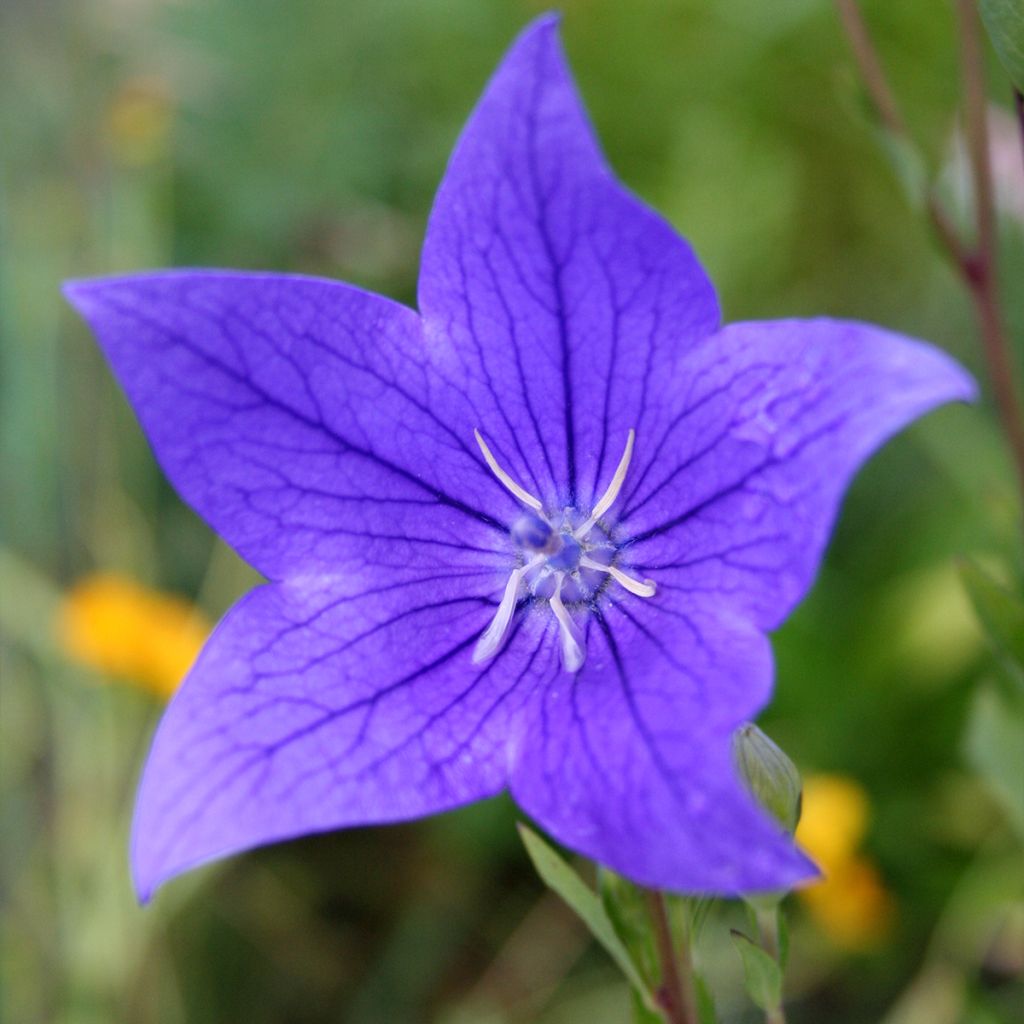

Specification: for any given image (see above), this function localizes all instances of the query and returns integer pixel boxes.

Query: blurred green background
[2,0,1022,1022]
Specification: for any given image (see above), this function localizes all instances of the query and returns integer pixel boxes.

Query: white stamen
[474,429,543,512]
[473,556,543,664]
[550,574,586,672]
[579,555,657,598]
[576,429,635,539]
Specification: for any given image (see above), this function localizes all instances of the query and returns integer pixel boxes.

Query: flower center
[472,428,656,673]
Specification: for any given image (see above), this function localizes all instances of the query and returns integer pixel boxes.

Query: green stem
[756,907,787,1024]
[646,890,697,1024]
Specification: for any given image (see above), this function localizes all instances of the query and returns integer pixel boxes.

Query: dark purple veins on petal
[62,14,975,902]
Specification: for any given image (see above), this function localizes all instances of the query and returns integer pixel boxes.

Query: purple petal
[619,319,976,630]
[132,576,549,901]
[63,272,515,581]
[419,15,720,512]
[510,596,815,893]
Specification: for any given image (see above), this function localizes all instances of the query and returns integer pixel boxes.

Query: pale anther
[579,555,657,598]
[474,429,543,512]
[550,574,586,673]
[575,429,635,539]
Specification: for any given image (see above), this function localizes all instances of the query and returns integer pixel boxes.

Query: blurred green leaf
[964,686,1024,839]
[628,988,664,1024]
[980,0,1024,91]
[730,931,782,1014]
[958,558,1024,688]
[694,973,720,1024]
[598,869,659,989]
[518,825,655,1009]
[875,129,929,211]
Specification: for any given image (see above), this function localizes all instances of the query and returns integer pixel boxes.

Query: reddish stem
[646,890,697,1024]
[835,0,1024,504]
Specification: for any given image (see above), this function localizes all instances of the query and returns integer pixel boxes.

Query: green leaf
[629,988,664,1024]
[598,869,660,989]
[694,972,721,1024]
[518,825,655,1008]
[964,686,1024,839]
[958,558,1024,689]
[599,876,720,1023]
[730,931,782,1014]
[875,128,929,210]
[981,0,1024,92]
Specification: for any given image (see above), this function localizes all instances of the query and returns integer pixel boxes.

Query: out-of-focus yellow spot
[57,573,210,699]
[106,78,173,168]
[798,776,869,865]
[797,774,895,950]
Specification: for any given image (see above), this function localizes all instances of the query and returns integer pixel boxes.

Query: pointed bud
[732,723,802,835]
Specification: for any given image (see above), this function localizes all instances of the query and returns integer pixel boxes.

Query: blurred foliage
[980,0,1024,91]
[1,0,1022,1022]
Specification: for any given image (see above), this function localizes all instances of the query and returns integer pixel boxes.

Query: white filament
[474,429,543,512]
[575,429,635,539]
[549,575,586,673]
[579,555,657,598]
[472,556,543,664]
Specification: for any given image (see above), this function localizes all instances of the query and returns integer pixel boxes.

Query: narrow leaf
[875,129,929,210]
[629,989,664,1024]
[730,931,783,1013]
[964,686,1024,839]
[518,824,655,1006]
[980,0,1024,91]
[694,972,721,1024]
[598,868,660,988]
[958,558,1024,689]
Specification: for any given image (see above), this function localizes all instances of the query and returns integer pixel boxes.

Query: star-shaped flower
[65,15,973,902]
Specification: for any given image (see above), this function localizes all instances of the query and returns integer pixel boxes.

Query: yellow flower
[106,78,173,168]
[796,774,895,950]
[57,573,210,699]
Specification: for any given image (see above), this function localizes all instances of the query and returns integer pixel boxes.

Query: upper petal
[64,272,515,581]
[419,15,719,512]
[618,319,976,629]
[510,593,814,894]
[132,575,549,901]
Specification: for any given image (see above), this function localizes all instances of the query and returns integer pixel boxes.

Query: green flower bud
[732,723,802,835]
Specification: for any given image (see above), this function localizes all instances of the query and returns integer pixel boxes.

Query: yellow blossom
[57,573,210,699]
[797,774,895,950]
[106,78,173,168]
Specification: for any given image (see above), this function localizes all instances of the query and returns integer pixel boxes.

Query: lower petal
[131,577,544,900]
[509,599,814,894]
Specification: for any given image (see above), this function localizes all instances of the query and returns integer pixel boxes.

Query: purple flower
[65,15,973,902]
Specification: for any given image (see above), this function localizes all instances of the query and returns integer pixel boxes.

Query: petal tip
[508,10,566,62]
[953,365,980,405]
[61,278,97,312]
[130,848,160,906]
